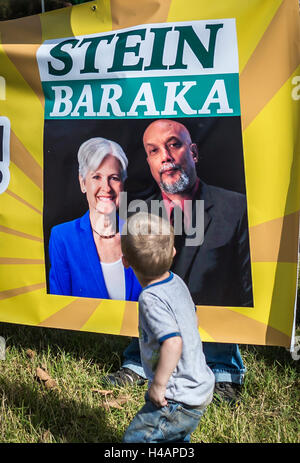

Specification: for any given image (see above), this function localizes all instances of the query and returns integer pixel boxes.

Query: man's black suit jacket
[145,180,253,308]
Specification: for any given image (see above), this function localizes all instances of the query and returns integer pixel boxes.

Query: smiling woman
[48,137,142,301]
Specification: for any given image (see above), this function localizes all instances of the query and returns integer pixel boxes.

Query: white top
[100,258,126,300]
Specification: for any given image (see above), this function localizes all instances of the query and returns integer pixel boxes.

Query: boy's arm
[148,335,182,408]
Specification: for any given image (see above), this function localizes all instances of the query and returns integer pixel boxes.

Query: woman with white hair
[48,137,141,300]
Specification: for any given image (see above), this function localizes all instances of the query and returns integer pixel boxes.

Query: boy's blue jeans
[123,397,205,443]
[123,338,246,384]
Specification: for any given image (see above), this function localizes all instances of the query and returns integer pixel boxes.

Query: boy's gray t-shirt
[138,272,215,408]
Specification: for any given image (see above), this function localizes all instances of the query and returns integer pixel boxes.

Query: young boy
[121,212,215,443]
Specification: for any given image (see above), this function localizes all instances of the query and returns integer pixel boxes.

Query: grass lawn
[0,310,299,443]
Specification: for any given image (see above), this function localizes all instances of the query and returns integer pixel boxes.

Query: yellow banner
[0,0,299,348]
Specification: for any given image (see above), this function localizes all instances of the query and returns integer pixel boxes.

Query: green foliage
[0,0,91,21]
[0,0,10,21]
[68,0,90,4]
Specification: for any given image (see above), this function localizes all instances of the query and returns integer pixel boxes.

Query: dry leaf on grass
[25,349,36,359]
[36,367,51,382]
[44,379,58,390]
[91,388,114,395]
[102,394,131,410]
[36,367,58,390]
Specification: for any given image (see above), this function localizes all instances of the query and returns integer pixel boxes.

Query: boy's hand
[148,336,182,408]
[148,381,167,408]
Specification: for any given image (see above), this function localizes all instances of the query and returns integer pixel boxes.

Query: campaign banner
[37,20,240,119]
[0,0,299,349]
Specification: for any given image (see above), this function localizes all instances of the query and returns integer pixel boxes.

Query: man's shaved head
[143,119,198,196]
[143,119,192,147]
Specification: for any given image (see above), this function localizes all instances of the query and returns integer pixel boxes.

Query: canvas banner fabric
[0,0,299,348]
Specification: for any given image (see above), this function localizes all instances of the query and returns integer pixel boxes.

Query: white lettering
[50,85,73,117]
[103,447,139,460]
[127,82,159,116]
[97,84,125,116]
[161,81,197,115]
[0,76,6,100]
[48,78,236,118]
[199,79,233,114]
[291,76,300,101]
[71,84,96,117]
[0,116,10,195]
[0,336,5,360]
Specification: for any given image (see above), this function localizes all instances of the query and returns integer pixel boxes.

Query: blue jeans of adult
[122,338,245,384]
[123,396,205,443]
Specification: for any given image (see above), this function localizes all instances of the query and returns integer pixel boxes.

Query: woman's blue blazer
[49,211,142,301]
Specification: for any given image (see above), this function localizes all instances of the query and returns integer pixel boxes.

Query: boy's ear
[173,246,176,257]
[122,255,130,269]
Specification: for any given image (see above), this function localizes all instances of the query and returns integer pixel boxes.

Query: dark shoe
[213,382,242,406]
[104,367,146,387]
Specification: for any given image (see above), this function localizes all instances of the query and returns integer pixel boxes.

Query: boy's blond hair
[121,212,174,280]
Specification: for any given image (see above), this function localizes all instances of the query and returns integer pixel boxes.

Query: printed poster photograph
[38,19,254,308]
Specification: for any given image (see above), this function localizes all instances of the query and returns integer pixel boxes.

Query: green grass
[0,315,299,443]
